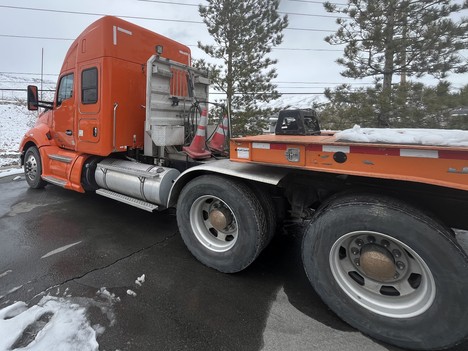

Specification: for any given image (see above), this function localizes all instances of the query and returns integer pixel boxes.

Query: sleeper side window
[56,73,74,106]
[81,67,98,104]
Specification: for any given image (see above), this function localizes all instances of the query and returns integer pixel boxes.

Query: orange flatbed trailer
[230,133,468,192]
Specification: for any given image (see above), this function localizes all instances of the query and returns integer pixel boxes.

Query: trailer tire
[302,193,468,350]
[177,175,267,273]
[24,146,47,189]
[249,184,277,246]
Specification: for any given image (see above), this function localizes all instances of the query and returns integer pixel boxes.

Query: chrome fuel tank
[95,158,180,206]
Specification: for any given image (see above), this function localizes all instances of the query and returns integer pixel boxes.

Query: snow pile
[0,296,98,351]
[96,287,121,304]
[135,274,145,287]
[335,125,468,147]
[0,166,23,178]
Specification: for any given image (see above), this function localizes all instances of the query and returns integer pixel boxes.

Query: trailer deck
[230,133,468,191]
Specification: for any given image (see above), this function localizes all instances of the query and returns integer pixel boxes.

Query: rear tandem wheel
[176,175,272,273]
[302,193,468,350]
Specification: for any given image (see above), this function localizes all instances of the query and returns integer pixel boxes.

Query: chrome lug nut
[393,249,401,258]
[381,239,390,247]
[354,258,360,266]
[396,261,405,270]
[367,235,376,243]
[351,247,359,255]
[355,239,364,247]
[394,272,400,279]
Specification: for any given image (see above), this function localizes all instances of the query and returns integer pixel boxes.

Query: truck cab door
[53,73,76,150]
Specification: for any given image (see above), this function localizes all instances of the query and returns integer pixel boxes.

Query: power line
[0,5,202,24]
[0,34,73,41]
[274,81,374,85]
[0,34,343,52]
[0,5,335,32]
[137,0,343,19]
[274,47,341,52]
[210,92,326,95]
[288,0,347,5]
[138,0,198,7]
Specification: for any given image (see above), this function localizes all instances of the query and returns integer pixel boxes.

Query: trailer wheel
[249,184,277,245]
[177,175,267,273]
[24,146,47,189]
[302,194,468,350]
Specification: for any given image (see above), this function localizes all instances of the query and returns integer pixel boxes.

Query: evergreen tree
[198,0,288,136]
[324,0,468,126]
[319,83,468,130]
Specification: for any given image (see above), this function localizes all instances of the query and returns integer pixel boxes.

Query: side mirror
[27,85,39,111]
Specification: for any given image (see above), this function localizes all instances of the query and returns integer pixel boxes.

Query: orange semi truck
[20,16,468,350]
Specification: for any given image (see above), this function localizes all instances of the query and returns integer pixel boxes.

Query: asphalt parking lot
[1,173,467,351]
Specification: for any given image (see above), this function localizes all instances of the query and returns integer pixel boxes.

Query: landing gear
[302,194,468,350]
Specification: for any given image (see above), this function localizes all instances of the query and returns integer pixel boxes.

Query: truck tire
[24,146,47,189]
[177,175,267,273]
[248,184,277,245]
[302,193,468,350]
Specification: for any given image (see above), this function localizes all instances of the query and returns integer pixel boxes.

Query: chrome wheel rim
[189,195,238,252]
[330,231,436,318]
[25,153,39,182]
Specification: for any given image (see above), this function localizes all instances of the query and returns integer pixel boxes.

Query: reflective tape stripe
[400,149,439,159]
[323,145,350,153]
[252,142,270,149]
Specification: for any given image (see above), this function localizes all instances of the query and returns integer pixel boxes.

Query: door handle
[66,130,73,136]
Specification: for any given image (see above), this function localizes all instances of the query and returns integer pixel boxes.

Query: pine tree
[198,0,288,136]
[319,83,468,130]
[324,0,468,126]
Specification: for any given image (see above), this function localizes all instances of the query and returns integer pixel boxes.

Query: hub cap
[360,244,395,282]
[329,231,436,318]
[190,195,238,252]
[25,153,39,181]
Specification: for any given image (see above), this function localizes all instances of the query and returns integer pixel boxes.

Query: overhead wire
[136,0,344,19]
[0,4,335,32]
[0,34,345,52]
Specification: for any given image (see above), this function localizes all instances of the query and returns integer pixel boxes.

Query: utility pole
[40,48,44,101]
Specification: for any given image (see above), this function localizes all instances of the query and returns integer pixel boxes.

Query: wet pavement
[1,174,467,351]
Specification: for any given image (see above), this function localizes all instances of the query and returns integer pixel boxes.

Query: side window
[82,68,98,104]
[57,73,74,106]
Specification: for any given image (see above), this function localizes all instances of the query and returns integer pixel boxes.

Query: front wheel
[24,146,47,189]
[302,193,468,350]
[176,175,268,273]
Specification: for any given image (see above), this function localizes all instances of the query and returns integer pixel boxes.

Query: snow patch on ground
[0,104,37,167]
[135,274,146,287]
[336,125,468,147]
[0,285,121,351]
[0,167,23,178]
[96,287,121,304]
[126,289,137,297]
[0,296,98,351]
